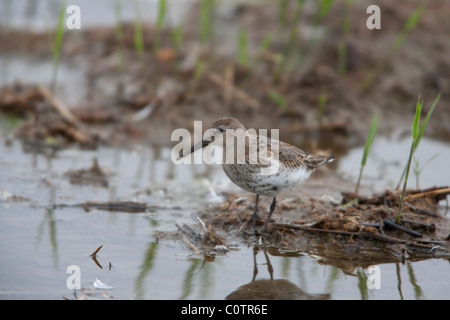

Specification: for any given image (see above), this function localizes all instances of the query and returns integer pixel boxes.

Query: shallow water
[1,0,191,31]
[0,135,449,300]
[338,131,450,193]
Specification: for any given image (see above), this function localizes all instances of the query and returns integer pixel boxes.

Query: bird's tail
[325,154,336,163]
[304,154,335,169]
[317,154,336,166]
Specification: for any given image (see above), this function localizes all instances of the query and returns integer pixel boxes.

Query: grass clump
[395,93,440,223]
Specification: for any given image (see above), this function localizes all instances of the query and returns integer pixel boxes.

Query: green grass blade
[396,141,414,223]
[405,4,424,32]
[134,23,144,56]
[316,0,334,21]
[237,29,248,67]
[200,0,212,43]
[194,60,206,81]
[154,0,167,52]
[411,97,422,140]
[133,3,145,60]
[393,4,424,49]
[268,90,286,110]
[153,0,167,53]
[52,3,66,61]
[413,93,440,151]
[259,33,272,51]
[396,93,440,222]
[172,26,183,52]
[50,1,66,93]
[396,93,440,190]
[156,0,167,30]
[115,1,123,42]
[278,0,289,27]
[361,114,379,167]
[355,114,379,194]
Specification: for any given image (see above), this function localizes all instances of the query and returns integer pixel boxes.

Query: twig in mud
[364,219,436,234]
[38,85,80,127]
[413,239,448,245]
[90,245,103,257]
[405,202,436,218]
[382,219,422,238]
[207,72,260,110]
[175,223,202,254]
[403,187,450,202]
[401,218,436,233]
[197,217,208,233]
[197,217,228,247]
[50,122,89,144]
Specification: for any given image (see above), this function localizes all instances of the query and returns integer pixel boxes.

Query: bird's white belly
[223,164,312,197]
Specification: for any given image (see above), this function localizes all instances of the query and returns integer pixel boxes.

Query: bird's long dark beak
[178,139,212,160]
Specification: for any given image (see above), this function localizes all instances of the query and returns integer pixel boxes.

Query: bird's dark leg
[249,194,260,229]
[262,197,276,233]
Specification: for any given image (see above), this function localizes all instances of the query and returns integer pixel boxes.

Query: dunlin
[180,117,335,233]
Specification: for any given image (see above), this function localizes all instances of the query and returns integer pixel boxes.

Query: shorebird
[179,117,335,233]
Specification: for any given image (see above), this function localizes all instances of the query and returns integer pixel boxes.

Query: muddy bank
[158,155,450,265]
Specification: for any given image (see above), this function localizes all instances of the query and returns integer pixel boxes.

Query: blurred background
[0,0,449,300]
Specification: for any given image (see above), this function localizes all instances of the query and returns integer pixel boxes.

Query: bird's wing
[246,135,335,169]
[278,141,334,170]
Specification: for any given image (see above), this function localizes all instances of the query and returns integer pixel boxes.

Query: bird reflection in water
[225,246,330,300]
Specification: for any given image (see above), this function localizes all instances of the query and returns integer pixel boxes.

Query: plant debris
[195,186,450,263]
[176,217,231,258]
[52,201,169,213]
[90,245,103,257]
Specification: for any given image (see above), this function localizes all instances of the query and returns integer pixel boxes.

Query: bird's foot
[237,214,260,236]
[259,219,275,236]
